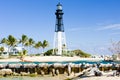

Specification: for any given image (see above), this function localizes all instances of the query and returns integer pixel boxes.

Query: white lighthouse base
[53,32,67,56]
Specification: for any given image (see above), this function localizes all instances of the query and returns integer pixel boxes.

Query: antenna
[58,0,62,5]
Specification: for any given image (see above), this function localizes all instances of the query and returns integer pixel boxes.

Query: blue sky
[0,0,120,55]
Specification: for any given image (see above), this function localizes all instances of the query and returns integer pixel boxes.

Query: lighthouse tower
[53,3,67,55]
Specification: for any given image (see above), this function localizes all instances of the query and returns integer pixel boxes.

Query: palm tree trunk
[43,48,44,54]
[29,46,32,54]
[7,46,11,57]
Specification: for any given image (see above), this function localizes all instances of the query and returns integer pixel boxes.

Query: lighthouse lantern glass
[57,5,62,10]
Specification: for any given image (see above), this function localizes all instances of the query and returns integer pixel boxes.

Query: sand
[0,75,67,80]
[0,73,119,80]
[22,56,104,62]
[0,56,104,62]
[74,76,120,80]
[72,71,120,80]
[0,58,20,62]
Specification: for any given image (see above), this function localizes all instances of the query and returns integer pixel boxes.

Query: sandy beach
[22,56,104,62]
[72,71,120,80]
[0,58,20,62]
[73,76,120,80]
[0,56,104,62]
[0,73,119,80]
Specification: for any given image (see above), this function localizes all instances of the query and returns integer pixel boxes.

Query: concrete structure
[53,3,67,55]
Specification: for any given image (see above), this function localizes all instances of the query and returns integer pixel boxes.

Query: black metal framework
[55,3,64,32]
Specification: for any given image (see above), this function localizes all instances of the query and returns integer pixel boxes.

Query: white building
[0,47,24,58]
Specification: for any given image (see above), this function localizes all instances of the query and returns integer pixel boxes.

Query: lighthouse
[53,3,67,55]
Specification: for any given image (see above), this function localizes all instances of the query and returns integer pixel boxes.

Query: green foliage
[35,53,41,56]
[0,47,5,56]
[64,78,72,80]
[34,41,42,49]
[23,49,27,56]
[0,47,4,52]
[41,40,49,53]
[44,49,53,56]
[64,50,89,57]
[28,38,35,46]
[42,40,49,48]
[25,42,29,47]
[29,73,37,77]
[0,35,17,55]
[7,35,17,47]
[18,49,28,58]
[72,49,91,57]
[62,51,74,57]
[19,34,28,46]
[0,38,7,44]
[0,34,50,55]
[18,52,22,57]
[44,49,91,57]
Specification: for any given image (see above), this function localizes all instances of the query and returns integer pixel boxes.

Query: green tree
[19,49,28,59]
[34,41,42,49]
[41,40,49,53]
[6,35,17,54]
[19,34,28,48]
[72,49,91,58]
[28,38,35,47]
[23,49,27,56]
[28,38,35,54]
[44,49,53,56]
[0,47,4,55]
[34,41,42,54]
[0,38,7,46]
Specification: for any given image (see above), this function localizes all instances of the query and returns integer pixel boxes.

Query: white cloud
[97,23,120,30]
[67,27,91,32]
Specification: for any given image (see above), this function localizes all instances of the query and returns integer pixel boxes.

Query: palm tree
[25,41,29,47]
[24,41,29,53]
[6,35,17,55]
[34,41,42,54]
[28,38,35,54]
[0,38,7,46]
[41,40,49,53]
[28,38,35,46]
[22,49,27,56]
[19,34,28,48]
[19,49,28,59]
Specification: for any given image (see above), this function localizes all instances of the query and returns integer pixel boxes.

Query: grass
[64,78,72,80]
[29,73,37,77]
